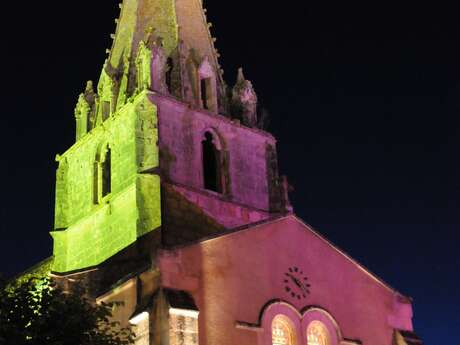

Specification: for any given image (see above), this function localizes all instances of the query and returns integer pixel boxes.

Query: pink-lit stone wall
[153,94,276,212]
[167,183,270,229]
[159,216,414,345]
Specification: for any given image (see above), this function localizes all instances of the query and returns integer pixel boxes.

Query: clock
[284,266,311,300]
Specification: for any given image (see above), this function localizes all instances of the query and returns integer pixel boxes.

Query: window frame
[272,314,298,345]
[261,303,302,345]
[301,308,341,345]
[306,320,331,345]
[260,303,342,345]
[197,57,218,112]
[200,129,227,195]
[93,144,112,205]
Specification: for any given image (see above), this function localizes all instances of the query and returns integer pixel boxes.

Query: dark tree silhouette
[0,277,134,345]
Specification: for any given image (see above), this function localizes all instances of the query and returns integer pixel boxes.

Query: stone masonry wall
[162,183,225,246]
[52,92,161,273]
[155,95,276,212]
[167,183,270,229]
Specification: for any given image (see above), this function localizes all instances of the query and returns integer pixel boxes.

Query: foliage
[13,258,53,288]
[0,277,134,345]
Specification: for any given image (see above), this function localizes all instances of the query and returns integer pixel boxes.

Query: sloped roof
[165,214,411,300]
[109,0,221,78]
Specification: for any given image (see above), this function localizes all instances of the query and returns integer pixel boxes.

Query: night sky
[1,1,458,343]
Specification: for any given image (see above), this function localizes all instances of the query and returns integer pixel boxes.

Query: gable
[160,215,413,345]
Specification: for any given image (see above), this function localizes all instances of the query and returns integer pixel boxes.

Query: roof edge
[290,215,412,301]
[161,214,412,301]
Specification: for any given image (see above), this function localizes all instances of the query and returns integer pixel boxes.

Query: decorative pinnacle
[237,67,246,83]
[85,80,94,93]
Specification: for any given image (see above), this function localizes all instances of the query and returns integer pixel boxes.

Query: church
[25,0,424,344]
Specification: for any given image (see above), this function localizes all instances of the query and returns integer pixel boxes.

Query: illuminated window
[130,312,150,345]
[169,308,199,345]
[307,321,330,345]
[272,315,296,345]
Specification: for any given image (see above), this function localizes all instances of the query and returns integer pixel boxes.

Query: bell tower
[10,3,423,344]
[51,0,290,275]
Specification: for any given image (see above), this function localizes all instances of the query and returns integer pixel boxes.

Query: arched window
[272,315,296,345]
[94,145,112,204]
[202,131,222,193]
[200,78,211,110]
[165,57,174,93]
[197,57,217,112]
[101,147,111,197]
[307,321,330,345]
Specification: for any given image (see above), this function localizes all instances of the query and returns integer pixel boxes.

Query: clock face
[284,266,311,300]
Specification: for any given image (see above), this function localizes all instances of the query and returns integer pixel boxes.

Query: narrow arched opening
[200,78,211,110]
[202,132,222,193]
[165,57,174,93]
[94,145,112,204]
[101,147,111,198]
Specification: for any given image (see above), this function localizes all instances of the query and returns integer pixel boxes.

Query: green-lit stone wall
[51,92,161,273]
[110,0,178,68]
[141,0,179,56]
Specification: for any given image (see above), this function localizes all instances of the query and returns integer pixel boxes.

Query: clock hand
[286,273,310,294]
[287,273,302,289]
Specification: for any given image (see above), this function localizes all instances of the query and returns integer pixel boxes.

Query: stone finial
[85,80,93,93]
[74,81,97,141]
[75,94,89,119]
[232,68,258,127]
[74,93,91,141]
[236,67,245,84]
[84,81,96,104]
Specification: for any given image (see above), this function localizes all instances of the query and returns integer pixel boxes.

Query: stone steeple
[17,2,424,345]
[52,0,274,274]
[106,0,226,112]
[109,0,220,68]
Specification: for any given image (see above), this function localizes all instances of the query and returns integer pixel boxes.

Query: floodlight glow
[169,308,200,318]
[130,312,149,325]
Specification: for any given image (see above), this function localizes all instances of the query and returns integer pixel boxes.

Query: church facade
[34,1,424,344]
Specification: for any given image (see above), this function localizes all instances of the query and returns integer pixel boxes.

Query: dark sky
[1,1,459,344]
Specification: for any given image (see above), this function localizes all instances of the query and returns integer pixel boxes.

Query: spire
[108,0,221,78]
[105,0,225,112]
[232,68,258,127]
[236,67,246,84]
[109,0,179,69]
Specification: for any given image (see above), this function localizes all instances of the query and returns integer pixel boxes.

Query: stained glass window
[272,315,296,345]
[307,321,330,345]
